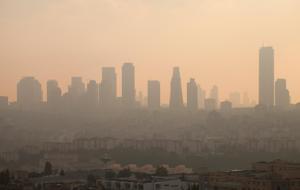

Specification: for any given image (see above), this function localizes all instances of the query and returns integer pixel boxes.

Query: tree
[87,174,97,186]
[43,161,53,176]
[155,166,168,176]
[0,170,10,186]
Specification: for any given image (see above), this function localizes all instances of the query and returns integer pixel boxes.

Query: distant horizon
[1,0,300,104]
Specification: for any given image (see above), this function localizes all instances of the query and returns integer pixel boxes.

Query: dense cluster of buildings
[0,47,294,113]
[41,137,300,155]
[1,160,300,190]
[1,136,299,172]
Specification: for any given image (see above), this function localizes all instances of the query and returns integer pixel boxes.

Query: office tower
[17,77,43,110]
[187,78,198,111]
[259,46,275,107]
[210,85,219,108]
[0,96,9,109]
[198,85,206,109]
[148,80,160,110]
[100,67,117,108]
[86,80,99,107]
[122,63,135,108]
[229,92,241,108]
[204,98,217,111]
[243,92,250,107]
[220,101,232,112]
[66,77,85,108]
[138,91,143,106]
[68,77,85,98]
[170,67,184,109]
[275,79,290,108]
[47,80,61,108]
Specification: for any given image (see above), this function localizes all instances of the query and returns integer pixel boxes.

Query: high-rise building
[243,92,250,107]
[229,92,241,108]
[275,79,290,108]
[204,98,217,111]
[148,80,160,110]
[259,47,275,107]
[47,80,61,108]
[122,63,135,108]
[198,85,206,109]
[66,77,85,108]
[220,101,232,112]
[137,91,144,107]
[0,96,9,109]
[68,77,85,98]
[210,85,219,108]
[86,80,99,108]
[187,78,198,111]
[170,67,184,109]
[100,67,117,108]
[17,77,43,110]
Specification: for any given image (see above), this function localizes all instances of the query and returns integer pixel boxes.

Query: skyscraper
[210,85,219,108]
[220,101,232,112]
[66,77,85,108]
[229,92,241,108]
[100,67,117,108]
[86,80,99,108]
[169,67,184,109]
[122,63,135,108]
[243,92,250,107]
[187,78,198,111]
[148,80,160,110]
[17,77,43,110]
[275,79,290,108]
[47,80,62,108]
[259,46,275,107]
[68,77,85,98]
[204,98,217,111]
[198,85,206,109]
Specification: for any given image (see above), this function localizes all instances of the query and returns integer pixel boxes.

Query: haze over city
[1,0,300,103]
[1,1,300,190]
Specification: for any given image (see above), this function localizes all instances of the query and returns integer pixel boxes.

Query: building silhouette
[243,92,250,107]
[47,80,62,109]
[259,47,275,107]
[220,100,232,112]
[275,79,290,108]
[169,67,184,109]
[137,91,145,107]
[0,96,8,109]
[65,77,85,108]
[187,78,198,111]
[210,85,219,108]
[147,80,160,110]
[17,77,43,110]
[229,92,241,108]
[100,67,117,108]
[86,80,99,108]
[198,85,206,109]
[68,77,85,99]
[204,98,217,111]
[122,63,136,108]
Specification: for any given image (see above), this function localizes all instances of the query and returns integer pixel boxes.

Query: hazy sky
[0,0,300,104]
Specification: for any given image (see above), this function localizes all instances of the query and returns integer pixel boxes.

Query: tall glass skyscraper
[259,47,274,107]
[169,67,184,109]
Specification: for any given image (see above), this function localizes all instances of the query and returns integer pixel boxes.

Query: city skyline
[0,46,296,108]
[3,47,294,110]
[1,0,300,104]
